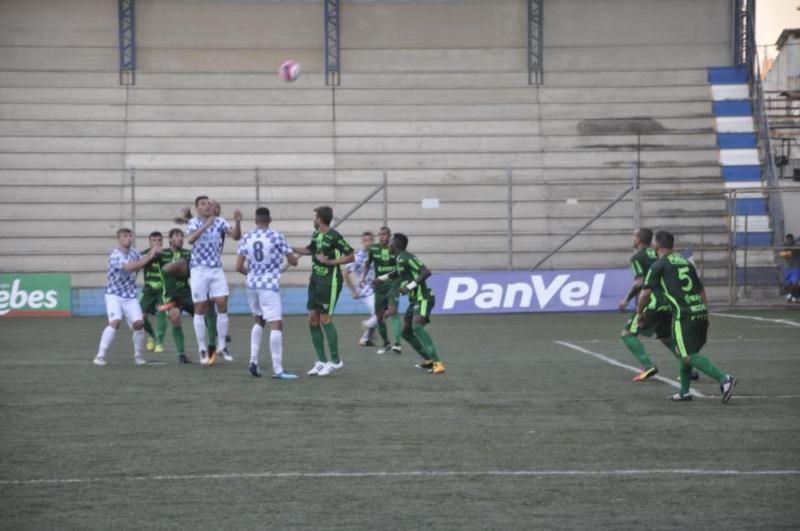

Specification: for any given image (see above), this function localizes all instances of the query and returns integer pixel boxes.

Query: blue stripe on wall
[713,100,753,116]
[722,166,761,181]
[736,267,778,285]
[717,132,756,149]
[735,232,772,247]
[708,66,749,84]
[72,287,410,317]
[735,197,768,215]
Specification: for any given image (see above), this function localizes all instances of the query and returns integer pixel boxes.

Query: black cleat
[721,375,737,404]
[415,360,434,371]
[671,393,693,402]
[178,354,190,364]
[691,370,700,381]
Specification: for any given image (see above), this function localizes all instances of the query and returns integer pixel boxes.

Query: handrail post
[130,167,136,238]
[255,167,261,204]
[507,168,513,271]
[382,169,388,226]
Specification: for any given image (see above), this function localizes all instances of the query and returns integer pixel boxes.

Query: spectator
[779,233,800,302]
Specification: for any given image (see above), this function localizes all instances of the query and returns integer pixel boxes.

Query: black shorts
[404,296,434,325]
[625,310,672,340]
[307,275,342,315]
[374,282,400,315]
[673,316,709,357]
[140,288,164,315]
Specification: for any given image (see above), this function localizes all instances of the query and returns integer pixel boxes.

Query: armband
[406,281,417,290]
[377,274,391,282]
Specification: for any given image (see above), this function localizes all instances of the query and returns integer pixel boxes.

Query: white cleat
[199,352,209,366]
[307,361,326,376]
[376,344,392,355]
[316,362,335,376]
[93,356,107,366]
[221,349,234,362]
[134,355,146,366]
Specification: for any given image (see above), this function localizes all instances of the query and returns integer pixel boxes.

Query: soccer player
[186,195,241,365]
[236,207,298,379]
[637,230,737,403]
[293,206,355,377]
[362,226,403,354]
[344,231,379,347]
[140,231,168,353]
[159,228,194,364]
[618,228,675,382]
[93,228,160,366]
[375,233,444,374]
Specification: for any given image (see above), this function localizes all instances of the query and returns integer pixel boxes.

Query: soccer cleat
[249,362,261,377]
[330,360,343,370]
[316,363,334,376]
[359,338,375,347]
[199,351,209,366]
[273,371,298,380]
[391,344,402,354]
[671,393,693,401]
[134,355,146,366]
[691,370,700,381]
[146,337,156,351]
[221,349,234,362]
[721,375,737,404]
[632,367,658,382]
[429,361,446,374]
[93,356,107,366]
[376,343,393,355]
[154,344,164,354]
[307,361,327,376]
[157,300,177,312]
[178,354,189,364]
[207,350,217,366]
[415,359,434,371]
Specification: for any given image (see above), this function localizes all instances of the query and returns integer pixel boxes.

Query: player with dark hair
[159,228,195,364]
[619,228,676,382]
[375,233,444,374]
[362,226,403,354]
[637,230,737,403]
[140,231,168,353]
[294,206,355,376]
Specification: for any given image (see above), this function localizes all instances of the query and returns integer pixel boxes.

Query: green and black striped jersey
[644,252,707,320]
[308,229,353,281]
[396,251,433,301]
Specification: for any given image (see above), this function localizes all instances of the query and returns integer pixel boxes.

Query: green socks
[143,318,155,339]
[621,334,654,369]
[404,331,429,360]
[172,326,185,354]
[688,353,726,384]
[390,315,402,345]
[678,361,692,395]
[413,324,439,362]
[205,310,218,346]
[156,311,167,344]
[322,322,340,363]
[309,324,327,363]
[377,320,389,344]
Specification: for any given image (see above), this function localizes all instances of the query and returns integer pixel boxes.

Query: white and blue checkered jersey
[187,217,230,269]
[347,248,374,297]
[237,228,293,291]
[106,247,142,299]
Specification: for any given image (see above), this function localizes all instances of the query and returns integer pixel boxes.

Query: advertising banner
[0,273,72,317]
[427,269,632,314]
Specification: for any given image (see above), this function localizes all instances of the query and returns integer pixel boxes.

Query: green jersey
[630,247,667,310]
[308,229,353,282]
[160,248,192,296]
[142,248,163,292]
[367,243,397,288]
[396,250,434,301]
[644,252,707,320]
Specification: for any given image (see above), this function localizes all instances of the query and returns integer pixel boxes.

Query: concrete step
[0,120,126,136]
[0,103,124,120]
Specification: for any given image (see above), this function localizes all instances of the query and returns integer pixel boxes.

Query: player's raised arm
[229,208,243,241]
[186,216,214,244]
[123,245,160,272]
[235,254,248,276]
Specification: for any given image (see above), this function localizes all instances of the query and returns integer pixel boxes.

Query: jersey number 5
[677,266,693,292]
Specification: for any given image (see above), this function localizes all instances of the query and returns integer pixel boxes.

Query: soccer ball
[278,60,301,82]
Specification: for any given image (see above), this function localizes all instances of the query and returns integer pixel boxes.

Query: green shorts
[307,275,342,315]
[404,296,434,325]
[140,288,165,315]
[374,282,400,315]
[672,316,709,358]
[625,310,672,339]
[169,291,194,315]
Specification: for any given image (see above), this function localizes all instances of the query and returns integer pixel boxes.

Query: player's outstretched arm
[286,252,299,267]
[343,267,360,298]
[186,216,214,244]
[229,209,243,241]
[620,278,644,311]
[235,255,248,276]
[293,246,312,256]
[123,246,160,272]
[162,259,188,278]
[635,287,652,317]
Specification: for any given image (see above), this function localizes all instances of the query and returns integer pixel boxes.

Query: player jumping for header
[93,228,160,366]
[186,195,241,366]
[637,230,737,403]
[362,226,403,354]
[236,207,299,379]
[375,233,444,374]
[293,206,355,377]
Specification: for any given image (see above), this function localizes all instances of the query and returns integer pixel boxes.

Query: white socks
[250,323,263,365]
[96,325,116,358]
[365,314,378,328]
[217,312,229,351]
[270,330,283,375]
[193,314,206,353]
[132,329,145,356]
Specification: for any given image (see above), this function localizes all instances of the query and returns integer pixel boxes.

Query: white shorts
[191,266,229,303]
[361,292,375,316]
[105,294,143,326]
[247,289,283,322]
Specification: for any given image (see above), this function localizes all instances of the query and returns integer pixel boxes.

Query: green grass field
[1,310,799,529]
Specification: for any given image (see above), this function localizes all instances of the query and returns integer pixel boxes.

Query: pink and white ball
[278,60,301,82]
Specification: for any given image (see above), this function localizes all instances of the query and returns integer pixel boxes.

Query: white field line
[1,469,799,486]
[554,341,706,398]
[710,312,800,328]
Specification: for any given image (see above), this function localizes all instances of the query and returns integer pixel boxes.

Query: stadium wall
[0,0,739,307]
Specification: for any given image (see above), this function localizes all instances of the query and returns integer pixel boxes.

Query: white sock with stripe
[97,325,116,359]
[132,329,145,356]
[270,330,283,375]
[193,314,206,353]
[217,312,229,351]
[250,323,262,365]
